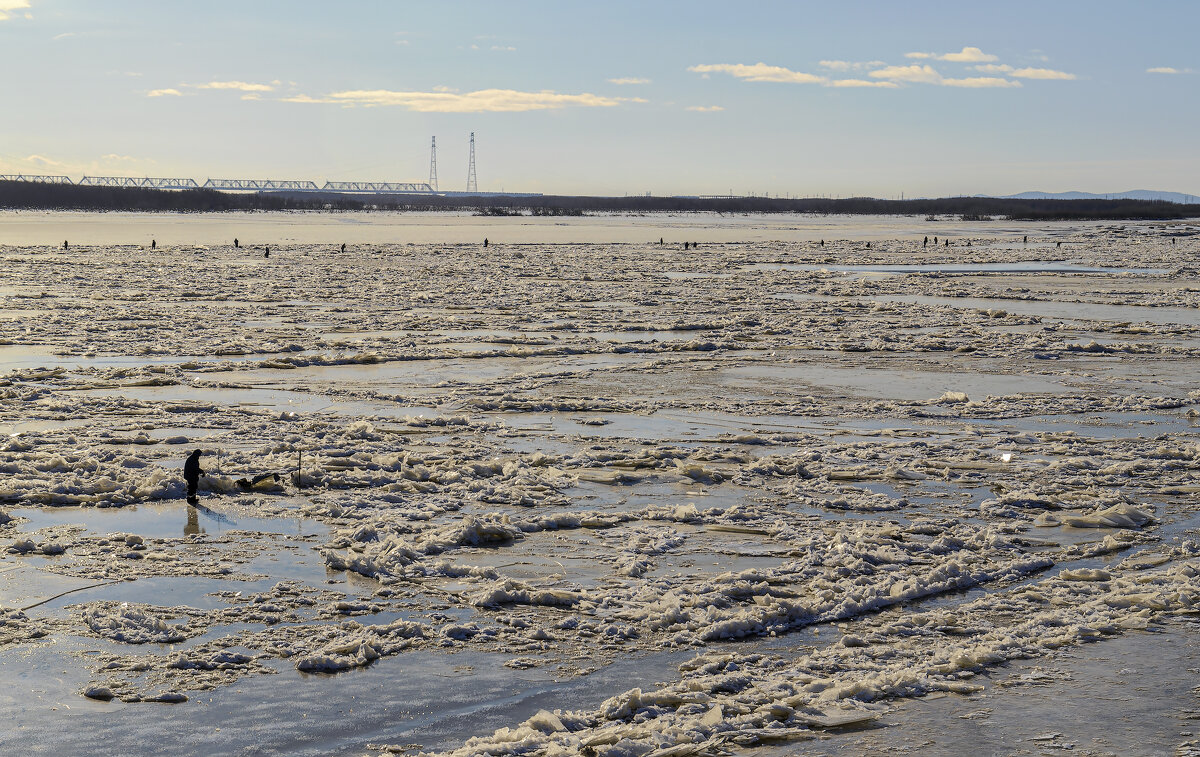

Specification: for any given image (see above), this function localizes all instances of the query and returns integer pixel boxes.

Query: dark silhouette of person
[341,243,346,253]
[659,238,664,246]
[63,240,68,250]
[923,236,928,248]
[819,239,824,247]
[151,239,156,249]
[933,236,938,245]
[184,449,205,503]
[865,242,871,249]
[1023,235,1028,244]
[234,238,240,248]
[945,239,950,247]
[1057,241,1062,248]
[483,238,489,247]
[264,248,270,258]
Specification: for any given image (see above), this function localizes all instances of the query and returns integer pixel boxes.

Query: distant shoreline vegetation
[1,181,1197,221]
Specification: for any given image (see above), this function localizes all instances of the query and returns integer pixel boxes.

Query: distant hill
[999,190,1198,203]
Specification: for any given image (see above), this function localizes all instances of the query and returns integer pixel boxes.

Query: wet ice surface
[1,214,1199,755]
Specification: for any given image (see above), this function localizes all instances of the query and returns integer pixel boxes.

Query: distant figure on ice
[945,239,950,247]
[63,240,68,250]
[340,242,346,253]
[1057,241,1062,248]
[1023,235,1028,244]
[819,239,825,247]
[659,238,664,246]
[183,449,205,504]
[933,236,938,245]
[264,248,270,258]
[234,238,240,249]
[865,242,871,249]
[151,239,157,249]
[923,236,928,248]
[484,238,489,247]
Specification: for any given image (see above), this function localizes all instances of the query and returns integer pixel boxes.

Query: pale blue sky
[1,0,1196,197]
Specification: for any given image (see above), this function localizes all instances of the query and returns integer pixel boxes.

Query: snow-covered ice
[0,212,1197,755]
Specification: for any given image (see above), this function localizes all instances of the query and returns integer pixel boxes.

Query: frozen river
[0,212,1198,756]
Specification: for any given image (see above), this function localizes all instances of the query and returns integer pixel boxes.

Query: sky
[1,0,1197,198]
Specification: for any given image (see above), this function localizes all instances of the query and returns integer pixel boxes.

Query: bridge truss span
[322,181,435,194]
[79,176,200,190]
[202,178,321,192]
[0,174,74,184]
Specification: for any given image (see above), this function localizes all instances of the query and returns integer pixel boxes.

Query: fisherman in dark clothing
[184,449,205,503]
[340,243,346,253]
[234,238,240,248]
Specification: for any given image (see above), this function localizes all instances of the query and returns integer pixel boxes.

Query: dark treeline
[3,181,1198,220]
[384,194,1200,220]
[0,182,361,212]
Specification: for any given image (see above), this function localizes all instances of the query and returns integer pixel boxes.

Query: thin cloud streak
[907,46,998,63]
[195,81,275,92]
[147,88,183,97]
[608,77,651,85]
[688,62,826,84]
[1010,67,1076,80]
[286,88,626,112]
[829,78,899,88]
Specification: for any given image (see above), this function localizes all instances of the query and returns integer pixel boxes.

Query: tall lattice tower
[466,132,478,193]
[428,136,438,192]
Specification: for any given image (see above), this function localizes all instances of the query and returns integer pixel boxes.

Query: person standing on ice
[183,449,205,503]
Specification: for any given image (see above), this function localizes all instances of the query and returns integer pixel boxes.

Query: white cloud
[491,45,516,52]
[1147,66,1194,74]
[196,81,275,92]
[941,46,997,62]
[608,77,651,85]
[906,46,998,63]
[942,77,1022,88]
[974,63,1014,73]
[25,154,68,169]
[0,0,30,21]
[868,64,1021,88]
[688,62,826,84]
[869,64,943,84]
[280,93,336,104]
[819,60,886,71]
[1010,67,1075,80]
[829,78,899,88]
[100,153,139,162]
[686,105,724,112]
[147,88,183,97]
[52,31,75,40]
[292,88,623,113]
